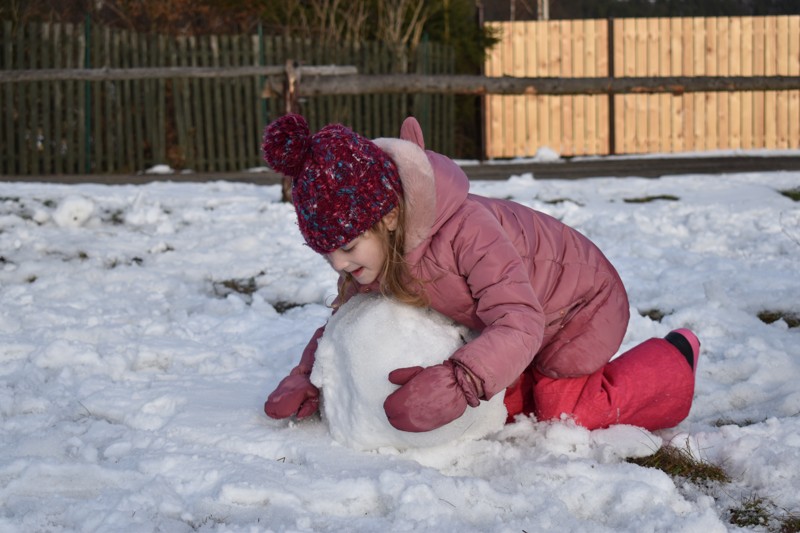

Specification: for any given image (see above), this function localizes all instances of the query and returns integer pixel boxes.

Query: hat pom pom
[262,113,311,177]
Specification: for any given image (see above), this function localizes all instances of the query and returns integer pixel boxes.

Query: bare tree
[310,0,369,47]
[0,0,69,27]
[376,0,434,73]
[279,0,369,51]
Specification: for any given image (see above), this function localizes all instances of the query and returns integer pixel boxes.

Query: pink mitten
[383,360,482,432]
[264,373,320,419]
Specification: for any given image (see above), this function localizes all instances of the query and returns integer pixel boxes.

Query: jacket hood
[373,117,469,257]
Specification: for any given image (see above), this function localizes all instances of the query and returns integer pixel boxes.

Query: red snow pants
[503,337,695,431]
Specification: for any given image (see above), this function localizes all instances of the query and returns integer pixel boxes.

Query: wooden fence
[0,20,454,176]
[484,16,800,158]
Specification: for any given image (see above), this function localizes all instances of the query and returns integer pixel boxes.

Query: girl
[262,113,700,433]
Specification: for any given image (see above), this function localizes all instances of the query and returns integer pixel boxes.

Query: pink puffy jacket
[293,118,630,400]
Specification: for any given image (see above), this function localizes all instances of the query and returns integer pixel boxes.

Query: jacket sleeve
[291,324,325,376]
[446,206,546,400]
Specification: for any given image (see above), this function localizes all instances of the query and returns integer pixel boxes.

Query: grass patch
[105,256,143,269]
[781,515,800,533]
[623,194,680,204]
[729,496,771,528]
[780,187,800,202]
[726,496,800,531]
[627,444,730,485]
[208,274,304,311]
[273,301,303,314]
[101,208,126,225]
[540,197,584,207]
[713,417,759,428]
[629,444,799,531]
[758,310,800,328]
[212,277,258,301]
[0,197,58,223]
[639,308,667,322]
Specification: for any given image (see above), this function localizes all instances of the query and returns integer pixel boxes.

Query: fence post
[284,59,299,114]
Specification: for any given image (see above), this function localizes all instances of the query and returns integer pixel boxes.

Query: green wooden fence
[1,20,455,176]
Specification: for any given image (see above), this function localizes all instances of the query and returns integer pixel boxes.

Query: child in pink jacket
[262,113,701,433]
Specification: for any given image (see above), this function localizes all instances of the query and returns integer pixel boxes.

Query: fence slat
[209,35,223,170]
[240,34,255,169]
[634,17,647,153]
[91,24,102,172]
[30,24,43,173]
[141,34,154,169]
[752,16,766,148]
[596,20,609,155]
[171,37,187,170]
[186,36,203,171]
[17,25,30,174]
[776,16,790,148]
[657,18,670,153]
[117,29,130,172]
[111,29,124,171]
[134,32,147,171]
[764,16,778,149]
[369,42,381,139]
[706,18,720,151]
[63,24,76,173]
[156,34,167,164]
[520,22,537,156]
[201,36,216,172]
[718,17,731,150]
[619,19,634,154]
[739,16,753,149]
[234,34,247,171]
[484,24,502,158]
[581,19,594,155]
[789,16,800,149]
[710,17,731,150]
[537,21,551,155]
[3,21,16,174]
[646,17,659,154]
[728,17,742,150]
[102,26,114,172]
[40,23,53,173]
[380,45,392,144]
[51,23,64,174]
[689,18,703,151]
[220,35,235,171]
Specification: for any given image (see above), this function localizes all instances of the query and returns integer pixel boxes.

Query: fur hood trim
[372,136,437,253]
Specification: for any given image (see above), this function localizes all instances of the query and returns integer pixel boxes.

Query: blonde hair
[336,201,428,308]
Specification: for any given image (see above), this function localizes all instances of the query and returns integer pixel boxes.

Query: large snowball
[310,294,507,451]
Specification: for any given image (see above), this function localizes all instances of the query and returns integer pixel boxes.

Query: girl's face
[326,231,386,285]
[325,208,398,286]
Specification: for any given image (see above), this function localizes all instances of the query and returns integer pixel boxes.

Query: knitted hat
[262,114,403,254]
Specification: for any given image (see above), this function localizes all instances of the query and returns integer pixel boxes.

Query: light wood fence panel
[485,16,800,159]
[485,19,610,158]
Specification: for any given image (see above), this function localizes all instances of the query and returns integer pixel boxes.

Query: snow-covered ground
[1,165,799,532]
